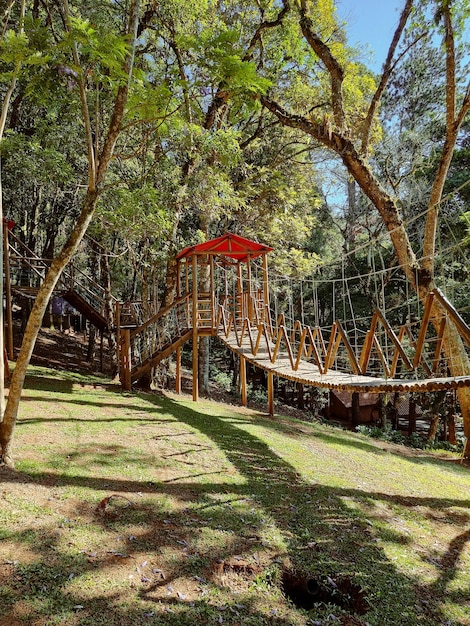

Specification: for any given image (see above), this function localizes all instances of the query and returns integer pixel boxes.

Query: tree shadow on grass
[1,393,469,625]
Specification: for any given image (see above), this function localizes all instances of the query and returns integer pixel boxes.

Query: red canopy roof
[176,233,273,262]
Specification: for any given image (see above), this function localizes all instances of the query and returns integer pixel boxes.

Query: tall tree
[0,0,141,467]
[0,0,26,421]
[258,0,470,455]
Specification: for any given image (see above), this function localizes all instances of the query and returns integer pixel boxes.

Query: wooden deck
[218,330,470,393]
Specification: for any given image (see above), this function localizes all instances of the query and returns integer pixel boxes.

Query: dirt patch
[281,568,369,615]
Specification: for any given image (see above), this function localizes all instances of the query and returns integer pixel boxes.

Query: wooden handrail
[129,293,191,340]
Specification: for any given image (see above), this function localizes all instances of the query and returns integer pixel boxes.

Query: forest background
[0,0,469,466]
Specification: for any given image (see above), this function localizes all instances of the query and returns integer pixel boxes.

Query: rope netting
[214,182,470,383]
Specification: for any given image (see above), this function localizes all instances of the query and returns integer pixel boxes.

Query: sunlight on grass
[1,366,470,626]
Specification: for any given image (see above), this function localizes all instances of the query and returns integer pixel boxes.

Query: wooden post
[237,262,243,322]
[115,301,121,372]
[210,255,215,330]
[351,392,360,428]
[262,253,272,334]
[121,329,132,391]
[175,345,181,394]
[192,253,198,402]
[186,259,190,321]
[267,370,274,417]
[176,258,181,298]
[240,354,247,406]
[408,397,417,436]
[246,254,253,322]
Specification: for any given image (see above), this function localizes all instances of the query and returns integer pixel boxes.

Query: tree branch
[361,0,414,154]
[298,0,345,130]
[61,0,97,189]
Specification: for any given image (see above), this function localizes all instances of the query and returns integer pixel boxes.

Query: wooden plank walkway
[218,330,470,393]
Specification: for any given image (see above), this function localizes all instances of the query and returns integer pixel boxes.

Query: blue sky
[336,0,404,71]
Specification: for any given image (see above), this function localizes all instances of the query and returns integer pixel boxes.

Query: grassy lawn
[1,365,469,626]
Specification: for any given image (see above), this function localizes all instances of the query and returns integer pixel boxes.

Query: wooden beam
[262,253,271,332]
[240,354,247,406]
[433,316,447,373]
[176,258,181,298]
[121,329,132,391]
[210,255,215,330]
[237,262,243,322]
[375,309,414,372]
[246,254,253,322]
[324,323,339,374]
[372,334,391,378]
[267,370,274,416]
[336,320,361,374]
[175,346,181,394]
[433,288,470,347]
[359,311,378,374]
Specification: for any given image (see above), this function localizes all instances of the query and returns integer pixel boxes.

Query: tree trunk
[0,0,141,467]
[0,189,99,466]
[87,324,97,363]
[427,414,440,446]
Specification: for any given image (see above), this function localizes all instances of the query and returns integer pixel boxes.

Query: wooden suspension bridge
[116,233,470,416]
[4,224,470,415]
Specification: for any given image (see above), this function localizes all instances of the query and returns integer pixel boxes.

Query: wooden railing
[7,230,113,319]
[216,289,470,381]
[119,293,192,389]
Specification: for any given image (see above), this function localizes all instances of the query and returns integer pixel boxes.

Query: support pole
[210,255,215,330]
[262,253,272,334]
[408,397,417,436]
[192,253,198,402]
[352,392,360,428]
[240,354,247,406]
[237,262,243,323]
[115,301,121,373]
[121,329,132,391]
[176,258,181,298]
[246,254,253,322]
[175,346,181,394]
[267,371,274,417]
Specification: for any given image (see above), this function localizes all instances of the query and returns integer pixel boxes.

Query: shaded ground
[1,334,470,626]
[12,322,112,378]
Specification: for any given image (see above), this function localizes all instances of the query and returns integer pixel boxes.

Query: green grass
[1,365,469,625]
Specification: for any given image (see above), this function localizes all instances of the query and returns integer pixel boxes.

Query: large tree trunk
[0,0,141,467]
[259,0,470,457]
[0,189,99,466]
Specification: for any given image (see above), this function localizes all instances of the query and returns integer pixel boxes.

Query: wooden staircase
[119,294,195,389]
[7,230,110,332]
